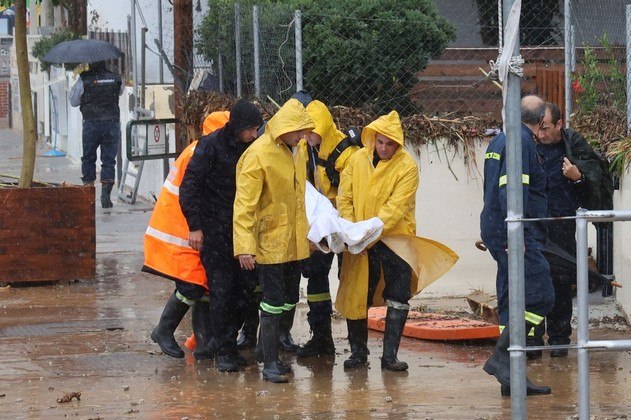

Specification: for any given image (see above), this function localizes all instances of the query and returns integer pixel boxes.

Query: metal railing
[575,209,631,419]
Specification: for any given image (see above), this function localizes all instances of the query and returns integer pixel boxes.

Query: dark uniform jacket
[179,124,250,248]
[562,128,612,211]
[79,69,122,121]
[480,124,548,251]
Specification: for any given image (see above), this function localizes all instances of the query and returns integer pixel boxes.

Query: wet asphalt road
[1,252,631,419]
[1,129,631,418]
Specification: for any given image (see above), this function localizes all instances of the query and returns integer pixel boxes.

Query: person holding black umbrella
[69,60,123,208]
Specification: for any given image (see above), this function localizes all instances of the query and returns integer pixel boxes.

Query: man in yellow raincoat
[297,99,361,358]
[233,98,314,383]
[336,110,419,371]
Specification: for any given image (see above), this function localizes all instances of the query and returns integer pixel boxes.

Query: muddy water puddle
[1,253,630,418]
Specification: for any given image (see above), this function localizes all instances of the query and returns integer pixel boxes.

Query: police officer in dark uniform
[480,95,555,397]
[70,61,122,208]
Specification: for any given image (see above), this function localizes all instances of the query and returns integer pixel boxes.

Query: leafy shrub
[197,0,455,115]
[31,28,82,72]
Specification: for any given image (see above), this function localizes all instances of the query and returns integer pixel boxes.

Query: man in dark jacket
[529,102,606,358]
[179,100,263,372]
[480,95,555,397]
[70,61,123,208]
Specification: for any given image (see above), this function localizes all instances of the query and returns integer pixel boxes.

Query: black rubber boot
[483,324,551,396]
[381,306,409,371]
[150,292,190,358]
[260,314,289,383]
[278,307,299,352]
[192,301,214,361]
[500,377,555,396]
[550,347,569,358]
[216,354,239,372]
[526,322,544,360]
[343,318,369,369]
[297,321,335,358]
[101,182,113,208]
[237,309,259,350]
[297,300,335,358]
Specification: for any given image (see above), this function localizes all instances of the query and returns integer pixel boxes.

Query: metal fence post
[502,0,527,417]
[253,5,261,98]
[564,0,572,128]
[576,208,590,419]
[235,3,242,98]
[218,51,224,93]
[626,5,631,135]
[295,9,303,92]
[158,0,164,83]
[498,0,503,50]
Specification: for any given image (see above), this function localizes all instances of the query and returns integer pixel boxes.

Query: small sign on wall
[147,123,166,155]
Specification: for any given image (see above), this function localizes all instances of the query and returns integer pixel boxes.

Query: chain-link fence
[194,0,627,119]
[196,2,297,104]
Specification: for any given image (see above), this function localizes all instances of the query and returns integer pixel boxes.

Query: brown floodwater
[1,253,630,419]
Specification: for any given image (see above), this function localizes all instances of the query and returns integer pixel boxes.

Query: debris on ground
[56,391,81,403]
[466,290,499,324]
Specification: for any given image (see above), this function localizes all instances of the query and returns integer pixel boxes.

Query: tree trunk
[66,0,87,35]
[15,0,37,188]
[174,0,193,153]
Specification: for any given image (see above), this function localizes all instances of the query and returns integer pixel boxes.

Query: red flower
[572,80,584,93]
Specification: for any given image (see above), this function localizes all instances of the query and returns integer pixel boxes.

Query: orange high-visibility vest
[143,111,230,288]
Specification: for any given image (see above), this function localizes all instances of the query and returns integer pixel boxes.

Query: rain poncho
[233,99,315,264]
[335,111,458,319]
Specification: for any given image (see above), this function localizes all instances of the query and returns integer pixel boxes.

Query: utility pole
[173,0,193,154]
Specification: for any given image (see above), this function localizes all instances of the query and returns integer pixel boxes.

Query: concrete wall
[613,170,631,322]
[413,140,495,298]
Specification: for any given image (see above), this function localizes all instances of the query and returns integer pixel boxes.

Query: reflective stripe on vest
[485,152,501,160]
[163,179,179,196]
[499,174,530,187]
[145,226,190,248]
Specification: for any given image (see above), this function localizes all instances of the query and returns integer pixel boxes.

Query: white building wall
[88,0,210,84]
[613,171,631,322]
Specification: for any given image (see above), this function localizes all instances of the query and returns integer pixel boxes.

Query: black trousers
[366,242,412,307]
[201,243,259,356]
[258,261,302,316]
[174,280,207,301]
[301,250,335,326]
[537,219,575,344]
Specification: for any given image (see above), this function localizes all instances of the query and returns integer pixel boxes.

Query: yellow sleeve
[336,153,356,222]
[233,152,264,256]
[377,161,419,234]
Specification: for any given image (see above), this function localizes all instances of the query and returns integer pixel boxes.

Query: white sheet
[305,181,383,254]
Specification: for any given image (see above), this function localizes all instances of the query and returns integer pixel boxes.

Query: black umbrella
[43,39,122,64]
[542,241,611,287]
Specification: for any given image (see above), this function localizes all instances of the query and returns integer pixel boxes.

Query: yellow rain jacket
[233,98,315,264]
[302,100,360,200]
[336,111,458,319]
